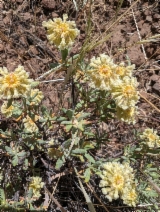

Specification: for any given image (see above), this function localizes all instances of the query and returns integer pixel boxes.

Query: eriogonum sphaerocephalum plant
[111,76,139,110]
[87,54,139,124]
[140,128,160,148]
[42,14,79,50]
[99,162,137,206]
[1,12,158,210]
[87,54,119,91]
[0,66,33,99]
[29,177,44,199]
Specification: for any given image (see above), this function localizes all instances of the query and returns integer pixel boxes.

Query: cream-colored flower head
[115,62,135,78]
[42,14,79,50]
[87,54,119,90]
[99,162,135,202]
[0,66,32,99]
[140,128,160,148]
[23,115,38,133]
[1,101,14,118]
[30,89,44,106]
[116,106,138,124]
[29,177,44,199]
[111,76,139,110]
[122,186,137,207]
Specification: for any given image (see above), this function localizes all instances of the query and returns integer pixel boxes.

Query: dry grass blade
[105,0,141,32]
[74,167,96,212]
[44,186,68,212]
[79,0,141,58]
[137,34,160,44]
[86,183,110,212]
[139,92,160,113]
[114,0,124,20]
[137,48,160,72]
[72,0,78,11]
[36,64,64,80]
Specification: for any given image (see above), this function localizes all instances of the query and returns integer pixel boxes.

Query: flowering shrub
[0,66,32,99]
[0,11,159,212]
[99,162,137,206]
[42,14,79,50]
[87,54,119,90]
[140,128,160,148]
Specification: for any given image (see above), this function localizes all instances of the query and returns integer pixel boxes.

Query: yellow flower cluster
[42,14,79,50]
[0,66,32,99]
[23,115,38,133]
[1,101,14,118]
[111,76,139,110]
[99,162,137,207]
[116,106,138,125]
[140,128,160,148]
[87,54,139,124]
[87,54,118,90]
[29,177,44,199]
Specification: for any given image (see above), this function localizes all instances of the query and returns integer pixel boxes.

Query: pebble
[41,0,55,9]
[0,43,4,51]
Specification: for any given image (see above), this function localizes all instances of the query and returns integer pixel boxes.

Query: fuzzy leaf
[65,125,73,132]
[0,189,5,204]
[61,49,68,61]
[83,142,95,150]
[76,123,84,131]
[85,153,95,163]
[61,121,72,125]
[17,151,26,157]
[84,168,91,183]
[77,113,90,121]
[12,155,18,166]
[55,158,64,170]
[31,81,40,88]
[57,117,67,121]
[5,146,14,155]
[66,109,74,119]
[72,149,86,154]
[79,155,85,162]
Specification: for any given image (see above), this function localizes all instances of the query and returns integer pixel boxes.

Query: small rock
[23,12,31,21]
[52,12,58,18]
[146,16,152,22]
[0,1,4,9]
[16,0,23,2]
[29,45,39,55]
[156,55,160,60]
[153,82,160,94]
[41,0,55,9]
[137,20,144,29]
[150,74,160,82]
[0,43,4,51]
[3,16,10,25]
[153,14,160,20]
